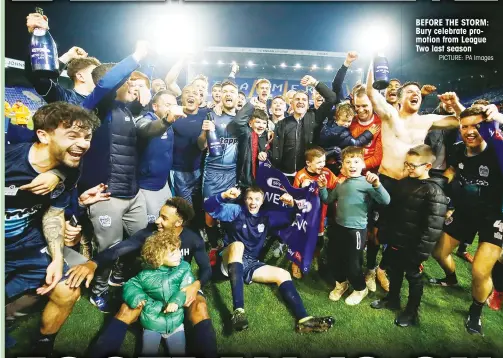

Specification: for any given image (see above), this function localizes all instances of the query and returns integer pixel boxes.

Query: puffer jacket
[123,260,194,334]
[381,175,449,262]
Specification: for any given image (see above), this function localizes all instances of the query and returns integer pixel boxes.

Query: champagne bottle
[373,53,390,90]
[206,113,223,157]
[30,7,59,79]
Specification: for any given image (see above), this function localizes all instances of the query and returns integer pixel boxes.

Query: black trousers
[387,247,423,309]
[492,260,503,292]
[328,224,367,291]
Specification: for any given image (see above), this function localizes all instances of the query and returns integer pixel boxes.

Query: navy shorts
[218,250,265,284]
[202,168,236,201]
[6,233,69,299]
[171,169,202,205]
[443,208,503,248]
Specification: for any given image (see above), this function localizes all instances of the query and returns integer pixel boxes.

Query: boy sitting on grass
[370,144,449,327]
[204,186,335,333]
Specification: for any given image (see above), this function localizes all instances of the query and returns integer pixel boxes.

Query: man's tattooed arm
[42,206,65,260]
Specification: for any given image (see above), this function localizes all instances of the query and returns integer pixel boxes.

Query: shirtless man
[365,63,464,279]
[366,64,464,182]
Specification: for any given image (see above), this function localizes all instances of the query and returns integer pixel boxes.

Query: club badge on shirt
[99,215,112,228]
[5,185,19,196]
[257,223,265,233]
[479,165,489,177]
[50,182,65,199]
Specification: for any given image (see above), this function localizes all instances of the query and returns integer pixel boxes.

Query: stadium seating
[5,87,46,113]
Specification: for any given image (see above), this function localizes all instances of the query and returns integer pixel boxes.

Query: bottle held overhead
[30,7,59,79]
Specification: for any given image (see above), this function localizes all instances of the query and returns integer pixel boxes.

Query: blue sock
[279,280,308,320]
[228,262,244,310]
[87,317,128,358]
[193,319,218,358]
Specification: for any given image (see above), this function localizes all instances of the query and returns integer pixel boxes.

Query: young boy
[230,104,273,188]
[290,147,338,278]
[123,231,194,356]
[318,146,390,305]
[204,187,334,333]
[319,102,380,174]
[370,145,449,327]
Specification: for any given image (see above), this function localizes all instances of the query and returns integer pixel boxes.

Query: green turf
[7,239,503,358]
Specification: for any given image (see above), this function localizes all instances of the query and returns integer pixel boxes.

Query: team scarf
[256,161,321,272]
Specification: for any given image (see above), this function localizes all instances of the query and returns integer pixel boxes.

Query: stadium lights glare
[150,12,195,56]
[359,24,391,53]
[295,63,301,69]
[280,63,287,68]
[357,68,363,72]
[248,60,254,66]
[325,65,333,70]
[202,60,209,65]
[311,64,318,70]
[218,60,224,65]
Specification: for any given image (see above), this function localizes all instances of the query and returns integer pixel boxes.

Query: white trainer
[345,288,369,306]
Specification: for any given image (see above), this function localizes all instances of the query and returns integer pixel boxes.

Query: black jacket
[381,175,449,262]
[269,82,337,173]
[228,102,269,187]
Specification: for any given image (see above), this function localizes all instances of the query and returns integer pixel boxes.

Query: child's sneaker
[394,307,419,327]
[329,281,349,301]
[90,292,110,313]
[345,288,368,306]
[377,267,390,292]
[365,269,377,292]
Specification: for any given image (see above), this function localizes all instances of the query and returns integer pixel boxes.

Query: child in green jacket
[123,230,194,355]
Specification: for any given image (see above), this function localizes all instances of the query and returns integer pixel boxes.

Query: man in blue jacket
[80,41,182,311]
[135,90,186,222]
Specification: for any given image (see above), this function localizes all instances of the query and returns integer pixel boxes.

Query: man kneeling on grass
[204,186,335,333]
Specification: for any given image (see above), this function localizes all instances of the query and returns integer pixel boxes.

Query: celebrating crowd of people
[5,11,503,358]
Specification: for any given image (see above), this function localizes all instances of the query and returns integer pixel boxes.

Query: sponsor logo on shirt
[266,178,287,192]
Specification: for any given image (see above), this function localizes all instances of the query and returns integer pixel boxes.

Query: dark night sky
[5,0,503,88]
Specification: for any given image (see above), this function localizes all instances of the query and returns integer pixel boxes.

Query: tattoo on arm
[42,207,65,259]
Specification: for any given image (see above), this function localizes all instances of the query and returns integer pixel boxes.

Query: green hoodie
[123,260,194,334]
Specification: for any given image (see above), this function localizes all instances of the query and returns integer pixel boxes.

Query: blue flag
[256,161,321,273]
